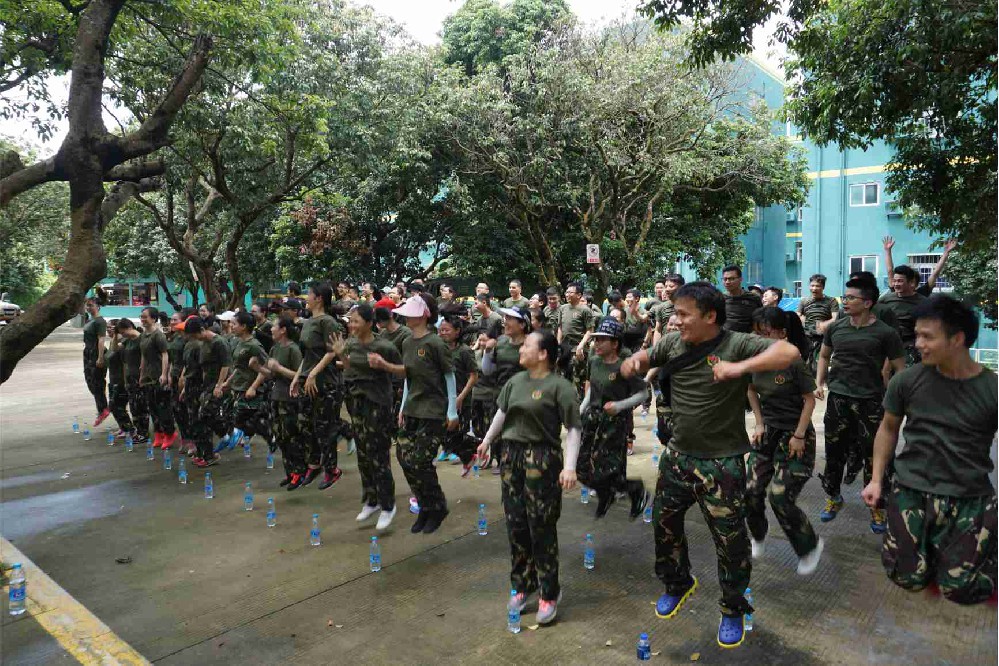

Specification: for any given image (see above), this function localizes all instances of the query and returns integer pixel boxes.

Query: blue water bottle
[163,449,172,470]
[243,482,254,511]
[72,417,80,434]
[580,487,590,504]
[637,632,651,660]
[507,589,521,634]
[178,456,188,484]
[265,450,275,469]
[744,587,754,631]
[266,498,277,527]
[8,563,26,616]
[106,431,115,446]
[310,514,321,546]
[583,534,595,570]
[125,433,134,452]
[369,536,382,572]
[83,427,92,441]
[204,472,214,499]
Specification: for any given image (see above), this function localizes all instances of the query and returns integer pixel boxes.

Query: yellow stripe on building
[806,164,887,179]
[786,232,803,238]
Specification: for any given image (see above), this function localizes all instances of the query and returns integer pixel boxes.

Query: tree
[639,0,997,315]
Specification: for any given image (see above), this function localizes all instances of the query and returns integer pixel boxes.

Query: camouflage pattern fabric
[346,393,396,510]
[443,404,477,466]
[126,378,149,436]
[171,386,189,438]
[82,348,108,412]
[471,397,497,463]
[903,344,922,368]
[655,393,673,448]
[108,384,133,432]
[396,416,446,512]
[572,353,588,401]
[501,441,564,602]
[271,399,306,476]
[194,387,227,459]
[745,426,819,557]
[142,384,175,435]
[805,336,823,375]
[299,384,346,471]
[577,409,628,491]
[654,448,753,617]
[233,389,271,441]
[820,392,890,504]
[883,481,997,605]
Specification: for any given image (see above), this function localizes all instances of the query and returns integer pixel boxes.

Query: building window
[101,284,130,306]
[793,281,802,298]
[745,261,762,285]
[797,206,804,222]
[794,241,803,263]
[849,255,878,276]
[908,254,951,291]
[130,283,159,306]
[849,182,880,206]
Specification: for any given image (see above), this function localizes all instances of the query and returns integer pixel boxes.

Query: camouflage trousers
[655,448,753,617]
[126,378,149,436]
[142,383,176,435]
[805,335,823,375]
[271,399,306,476]
[82,350,108,413]
[655,405,674,449]
[108,383,133,432]
[233,390,271,442]
[572,354,588,401]
[903,343,921,368]
[820,393,890,504]
[397,416,446,512]
[501,441,563,602]
[471,397,498,465]
[299,384,346,470]
[746,426,819,557]
[171,384,189,439]
[577,409,628,492]
[883,482,997,605]
[443,405,477,466]
[347,393,396,510]
[194,388,227,459]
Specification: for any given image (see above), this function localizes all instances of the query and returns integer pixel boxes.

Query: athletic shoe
[213,437,229,454]
[318,467,342,490]
[436,451,448,462]
[409,497,420,514]
[356,504,380,522]
[508,591,531,613]
[94,408,111,427]
[717,614,746,649]
[112,428,126,439]
[152,432,164,448]
[655,577,698,619]
[870,508,887,534]
[376,506,397,531]
[161,431,178,450]
[797,538,824,576]
[537,591,562,625]
[300,467,322,487]
[286,473,304,491]
[595,489,616,518]
[491,466,501,475]
[192,456,217,468]
[279,475,291,487]
[819,495,844,522]
[448,454,461,464]
[750,537,766,559]
[629,485,651,521]
[422,508,449,534]
[132,433,149,445]
[626,441,635,456]
[843,461,862,485]
[346,439,356,455]
[461,459,473,478]
[410,511,429,533]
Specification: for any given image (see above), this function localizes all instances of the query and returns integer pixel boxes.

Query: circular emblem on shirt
[417,348,426,358]
[706,354,720,367]
[608,372,617,381]
[531,390,543,400]
[774,374,786,385]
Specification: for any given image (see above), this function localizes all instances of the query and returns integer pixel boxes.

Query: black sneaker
[844,465,862,485]
[629,484,651,521]
[301,467,322,487]
[422,508,449,534]
[286,473,304,491]
[411,511,429,533]
[317,467,342,490]
[279,475,291,487]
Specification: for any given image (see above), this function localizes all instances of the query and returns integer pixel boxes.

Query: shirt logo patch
[774,374,786,385]
[608,372,617,381]
[706,354,720,367]
[417,348,427,358]
[531,390,544,400]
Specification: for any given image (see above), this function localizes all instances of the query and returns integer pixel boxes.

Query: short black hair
[913,294,979,347]
[626,288,641,300]
[533,329,560,370]
[849,270,876,284]
[509,279,522,288]
[183,317,204,335]
[566,282,582,294]
[476,291,492,303]
[808,274,827,286]
[845,278,879,304]
[663,273,685,286]
[409,282,425,294]
[287,281,301,296]
[234,310,254,330]
[608,290,623,304]
[546,287,559,297]
[374,306,392,324]
[674,281,726,326]
[893,265,919,283]
[722,265,742,277]
[764,286,784,301]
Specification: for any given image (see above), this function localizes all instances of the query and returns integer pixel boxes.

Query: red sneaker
[93,408,111,427]
[152,432,163,448]
[193,456,217,468]
[161,430,178,450]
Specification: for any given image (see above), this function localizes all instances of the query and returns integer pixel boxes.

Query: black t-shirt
[724,291,762,333]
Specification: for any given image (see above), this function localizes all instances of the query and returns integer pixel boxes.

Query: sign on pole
[586,244,600,264]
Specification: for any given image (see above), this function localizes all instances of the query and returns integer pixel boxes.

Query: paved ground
[1,325,996,665]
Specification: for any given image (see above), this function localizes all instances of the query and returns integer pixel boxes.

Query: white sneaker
[750,537,765,559]
[356,504,379,522]
[797,537,824,576]
[376,506,397,531]
[347,439,356,455]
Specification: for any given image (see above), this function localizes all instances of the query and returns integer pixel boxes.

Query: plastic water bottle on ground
[369,536,381,572]
[580,487,590,504]
[243,439,251,459]
[163,449,172,470]
[652,443,660,465]
[266,498,276,527]
[265,450,274,469]
[178,457,188,484]
[8,563,26,616]
[310,513,321,546]
[583,534,595,570]
[643,505,653,523]
[637,632,651,660]
[477,504,488,535]
[744,588,754,631]
[507,589,521,634]
[125,434,134,452]
[72,417,80,434]
[146,441,154,460]
[244,482,254,511]
[106,431,115,446]
[472,464,480,479]
[83,428,92,441]
[204,472,214,499]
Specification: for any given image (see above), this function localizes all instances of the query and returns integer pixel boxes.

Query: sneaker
[508,591,531,613]
[286,473,304,491]
[213,437,230,454]
[376,506,397,531]
[629,486,651,521]
[279,475,291,487]
[461,458,474,478]
[94,408,111,427]
[152,432,164,448]
[192,456,217,468]
[436,451,448,462]
[843,462,862,485]
[356,504,380,522]
[112,428,126,439]
[627,440,635,456]
[870,508,887,534]
[797,538,825,575]
[301,467,322,487]
[641,406,649,418]
[537,591,562,625]
[717,614,746,649]
[132,433,149,445]
[410,511,429,533]
[448,454,461,464]
[346,439,356,455]
[317,467,342,490]
[491,466,501,475]
[409,497,420,514]
[655,577,698,619]
[750,537,766,559]
[421,508,449,534]
[819,495,844,522]
[161,430,178,450]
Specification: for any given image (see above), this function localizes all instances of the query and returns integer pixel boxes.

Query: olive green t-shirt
[379,325,411,354]
[543,305,560,331]
[587,355,646,409]
[106,338,125,386]
[200,334,230,388]
[472,348,498,402]
[83,316,106,354]
[796,296,836,337]
[139,329,168,385]
[168,334,187,380]
[492,335,524,391]
[121,336,142,382]
[558,303,595,346]
[449,343,477,398]
[497,371,581,448]
[230,337,267,392]
[885,364,997,497]
[401,333,454,420]
[269,340,302,402]
[838,301,898,331]
[877,292,927,343]
[343,337,401,406]
[652,300,675,331]
[648,330,773,458]
[623,311,649,352]
[723,291,762,333]
[751,357,816,431]
[502,296,530,310]
[223,333,240,366]
[474,311,503,341]
[182,339,204,387]
[822,317,904,399]
[298,314,344,392]
[254,319,274,350]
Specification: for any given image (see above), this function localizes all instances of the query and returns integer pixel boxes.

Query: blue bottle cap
[640,632,648,640]
[371,536,377,541]
[510,589,517,596]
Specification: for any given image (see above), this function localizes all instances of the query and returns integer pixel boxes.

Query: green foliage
[940,233,998,326]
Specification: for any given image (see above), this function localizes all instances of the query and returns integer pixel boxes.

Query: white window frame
[907,253,952,291]
[793,280,802,298]
[797,205,804,222]
[849,255,879,276]
[849,182,880,207]
[794,241,803,263]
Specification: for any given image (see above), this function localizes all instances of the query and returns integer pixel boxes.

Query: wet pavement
[1,325,996,664]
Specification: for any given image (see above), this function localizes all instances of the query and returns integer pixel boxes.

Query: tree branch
[104,157,165,182]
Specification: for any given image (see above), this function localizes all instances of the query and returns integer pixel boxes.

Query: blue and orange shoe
[717,614,745,648]
[820,495,844,522]
[655,577,698,619]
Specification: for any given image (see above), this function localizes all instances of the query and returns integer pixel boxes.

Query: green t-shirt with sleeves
[268,340,302,402]
[723,291,762,333]
[343,336,401,406]
[182,339,204,387]
[200,334,230,388]
[497,371,581,447]
[648,330,773,457]
[168,334,186,380]
[106,338,125,386]
[401,333,454,420]
[122,336,142,382]
[502,296,530,310]
[751,357,816,431]
[822,317,904,399]
[877,291,927,343]
[492,335,524,391]
[448,343,477,399]
[379,324,411,353]
[298,314,344,392]
[543,305,561,331]
[230,336,267,392]
[587,354,646,409]
[652,300,675,331]
[472,348,498,402]
[558,303,595,346]
[885,364,997,497]
[139,329,168,385]
[796,295,836,337]
[83,316,107,354]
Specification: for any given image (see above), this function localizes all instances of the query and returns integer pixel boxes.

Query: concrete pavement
[1,325,996,664]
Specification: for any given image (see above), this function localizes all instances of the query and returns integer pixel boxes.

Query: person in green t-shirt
[578,318,650,521]
[188,319,230,466]
[290,282,347,490]
[104,321,134,436]
[166,312,190,446]
[480,307,531,473]
[82,297,110,425]
[796,273,838,373]
[264,315,306,486]
[745,307,823,575]
[476,329,582,626]
[721,265,762,333]
[815,278,905,533]
[557,282,596,398]
[543,287,561,331]
[116,318,149,443]
[502,279,530,310]
[224,311,270,452]
[878,264,928,366]
[620,281,799,647]
[174,314,202,456]
[438,314,479,474]
[369,293,459,535]
[139,306,178,450]
[862,294,997,605]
